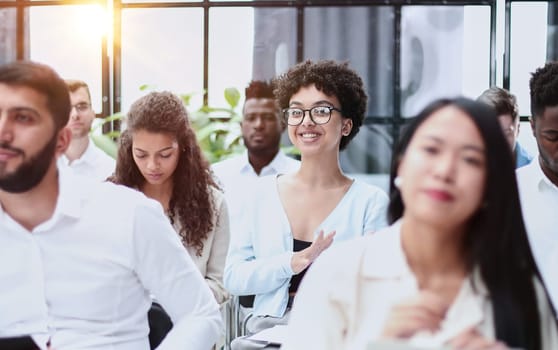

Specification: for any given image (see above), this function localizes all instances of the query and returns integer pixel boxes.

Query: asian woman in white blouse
[282,97,558,350]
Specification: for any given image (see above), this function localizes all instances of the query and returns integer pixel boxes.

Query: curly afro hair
[529,61,558,119]
[273,60,367,150]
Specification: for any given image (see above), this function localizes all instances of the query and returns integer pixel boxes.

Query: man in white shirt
[0,61,222,349]
[477,86,533,168]
[57,79,115,181]
[516,61,558,312]
[212,80,300,225]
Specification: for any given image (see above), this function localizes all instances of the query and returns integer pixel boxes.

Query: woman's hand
[381,290,448,339]
[290,230,336,274]
[447,328,508,350]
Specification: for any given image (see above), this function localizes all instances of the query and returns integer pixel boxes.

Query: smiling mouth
[300,132,320,139]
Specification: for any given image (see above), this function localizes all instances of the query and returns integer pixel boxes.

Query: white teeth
[301,133,318,138]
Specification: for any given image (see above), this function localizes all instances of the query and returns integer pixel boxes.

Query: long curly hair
[273,59,367,150]
[111,91,219,256]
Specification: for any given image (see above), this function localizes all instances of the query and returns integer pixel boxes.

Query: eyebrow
[8,107,41,117]
[289,100,335,108]
[423,135,485,153]
[133,146,175,153]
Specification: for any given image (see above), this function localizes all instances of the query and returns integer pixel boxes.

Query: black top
[288,238,313,295]
[0,336,39,350]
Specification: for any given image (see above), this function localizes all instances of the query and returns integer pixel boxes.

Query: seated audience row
[0,58,557,350]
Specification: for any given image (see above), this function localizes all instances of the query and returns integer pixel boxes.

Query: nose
[69,106,79,120]
[301,110,315,126]
[253,116,264,129]
[146,157,159,171]
[433,153,457,183]
[0,115,14,144]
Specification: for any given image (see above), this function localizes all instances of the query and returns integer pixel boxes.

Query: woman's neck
[296,153,347,188]
[400,217,468,289]
[141,181,173,212]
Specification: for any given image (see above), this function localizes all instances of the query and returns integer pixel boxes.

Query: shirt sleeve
[131,201,223,350]
[363,188,390,234]
[205,194,231,305]
[281,246,350,350]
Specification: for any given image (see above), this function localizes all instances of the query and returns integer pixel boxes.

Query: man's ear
[55,127,72,157]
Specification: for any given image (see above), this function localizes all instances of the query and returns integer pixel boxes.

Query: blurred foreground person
[283,97,557,350]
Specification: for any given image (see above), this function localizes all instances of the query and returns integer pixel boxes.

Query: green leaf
[90,133,118,159]
[224,87,240,108]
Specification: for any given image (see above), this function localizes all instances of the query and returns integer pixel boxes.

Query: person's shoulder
[212,154,243,172]
[91,180,161,212]
[210,186,226,205]
[350,179,389,201]
[516,158,539,184]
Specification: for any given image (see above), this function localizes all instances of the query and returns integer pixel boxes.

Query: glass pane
[509,2,548,116]
[124,0,201,3]
[251,8,297,79]
[0,8,17,65]
[303,6,394,175]
[208,7,254,109]
[121,8,204,113]
[28,5,105,113]
[341,123,393,176]
[216,0,286,1]
[209,7,296,108]
[304,6,394,118]
[400,5,491,117]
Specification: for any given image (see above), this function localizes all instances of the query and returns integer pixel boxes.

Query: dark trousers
[148,302,173,349]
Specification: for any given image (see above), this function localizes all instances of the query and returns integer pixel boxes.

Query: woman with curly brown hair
[111,91,230,305]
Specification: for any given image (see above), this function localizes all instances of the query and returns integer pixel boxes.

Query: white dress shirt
[58,139,115,182]
[0,170,222,350]
[517,157,558,310]
[282,221,558,350]
[212,150,300,233]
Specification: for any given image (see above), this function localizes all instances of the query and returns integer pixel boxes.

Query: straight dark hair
[388,97,553,350]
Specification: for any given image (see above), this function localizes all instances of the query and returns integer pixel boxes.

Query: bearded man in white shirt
[57,79,115,181]
[0,61,222,349]
[516,61,558,313]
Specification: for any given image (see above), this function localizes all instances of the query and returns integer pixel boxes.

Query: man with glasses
[477,86,533,168]
[57,79,115,181]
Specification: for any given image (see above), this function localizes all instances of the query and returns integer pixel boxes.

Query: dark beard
[0,136,58,193]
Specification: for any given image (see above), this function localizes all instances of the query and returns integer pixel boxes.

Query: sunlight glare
[75,4,110,40]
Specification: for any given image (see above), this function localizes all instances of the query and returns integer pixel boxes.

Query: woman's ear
[342,119,353,136]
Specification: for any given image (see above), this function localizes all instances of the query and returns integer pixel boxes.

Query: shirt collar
[60,138,96,166]
[360,220,488,296]
[239,150,286,176]
[54,168,84,219]
[527,156,558,192]
[360,220,412,278]
[0,168,82,232]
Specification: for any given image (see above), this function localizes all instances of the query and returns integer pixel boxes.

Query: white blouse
[282,221,558,350]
